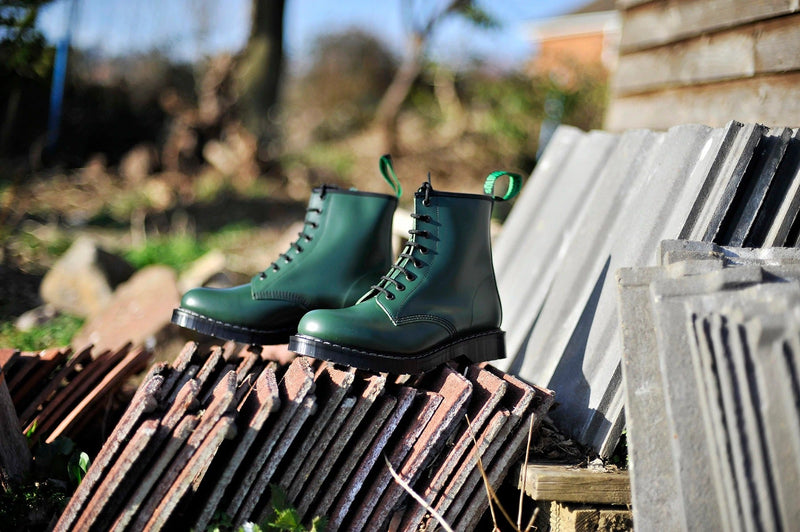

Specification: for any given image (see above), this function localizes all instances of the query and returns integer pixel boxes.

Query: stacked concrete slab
[494,121,800,456]
[617,240,800,531]
[54,342,553,531]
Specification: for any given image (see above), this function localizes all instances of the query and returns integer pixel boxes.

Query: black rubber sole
[171,308,295,345]
[288,329,506,374]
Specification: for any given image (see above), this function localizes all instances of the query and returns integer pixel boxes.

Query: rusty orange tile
[336,389,442,532]
[144,414,237,530]
[277,363,356,497]
[293,374,387,519]
[365,366,472,531]
[225,356,315,523]
[307,389,404,521]
[53,363,166,532]
[398,365,507,530]
[193,365,280,532]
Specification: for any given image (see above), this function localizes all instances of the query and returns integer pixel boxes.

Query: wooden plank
[605,72,800,131]
[0,368,30,486]
[549,501,634,532]
[614,13,800,96]
[620,0,797,53]
[519,464,631,505]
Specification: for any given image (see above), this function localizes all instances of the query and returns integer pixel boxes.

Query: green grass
[123,234,209,273]
[0,314,84,351]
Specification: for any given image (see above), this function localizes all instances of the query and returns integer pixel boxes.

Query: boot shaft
[252,186,397,307]
[375,180,503,331]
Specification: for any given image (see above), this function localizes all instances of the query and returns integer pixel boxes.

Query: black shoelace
[258,207,322,279]
[370,212,432,301]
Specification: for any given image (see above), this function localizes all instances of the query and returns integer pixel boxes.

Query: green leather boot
[171,157,401,345]
[289,171,522,373]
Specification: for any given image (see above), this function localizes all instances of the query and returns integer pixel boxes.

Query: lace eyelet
[397,284,406,291]
[272,265,279,272]
[259,273,266,280]
[305,235,313,242]
[296,246,303,253]
[310,222,318,228]
[419,247,429,254]
[386,293,395,300]
[406,273,416,281]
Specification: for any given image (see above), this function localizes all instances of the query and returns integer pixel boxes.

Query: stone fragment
[73,265,180,354]
[14,304,58,332]
[40,236,134,317]
[177,250,226,294]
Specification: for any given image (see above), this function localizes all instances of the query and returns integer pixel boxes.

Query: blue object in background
[46,0,79,152]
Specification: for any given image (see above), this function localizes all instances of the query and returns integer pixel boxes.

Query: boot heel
[455,329,506,365]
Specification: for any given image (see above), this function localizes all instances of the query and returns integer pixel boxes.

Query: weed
[201,486,327,532]
[0,314,84,351]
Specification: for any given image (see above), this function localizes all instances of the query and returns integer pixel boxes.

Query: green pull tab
[379,154,402,198]
[484,171,522,201]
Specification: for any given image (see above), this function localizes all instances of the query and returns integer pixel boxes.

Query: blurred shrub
[298,29,397,141]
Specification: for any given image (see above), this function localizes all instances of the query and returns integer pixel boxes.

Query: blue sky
[39,0,589,68]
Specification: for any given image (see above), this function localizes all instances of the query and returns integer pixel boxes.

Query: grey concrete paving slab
[493,125,586,278]
[528,124,729,455]
[720,127,793,246]
[749,129,800,246]
[645,269,783,531]
[679,122,769,242]
[689,123,766,242]
[616,265,685,532]
[745,314,800,528]
[495,128,620,369]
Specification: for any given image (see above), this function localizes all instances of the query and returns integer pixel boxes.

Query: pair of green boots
[171,157,521,374]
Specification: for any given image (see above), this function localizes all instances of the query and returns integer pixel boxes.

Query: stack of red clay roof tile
[53,341,553,531]
[0,344,152,446]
